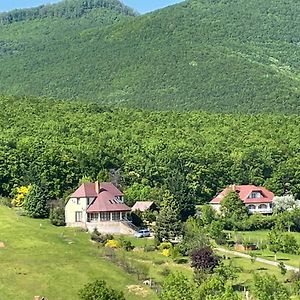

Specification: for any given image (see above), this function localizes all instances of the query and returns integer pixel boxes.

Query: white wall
[65,197,88,226]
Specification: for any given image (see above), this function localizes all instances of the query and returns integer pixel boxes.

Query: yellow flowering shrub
[162,248,170,257]
[11,185,31,207]
[105,239,120,249]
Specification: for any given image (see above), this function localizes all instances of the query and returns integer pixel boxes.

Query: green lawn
[229,230,300,245]
[0,206,157,300]
[1,210,298,300]
[229,230,300,268]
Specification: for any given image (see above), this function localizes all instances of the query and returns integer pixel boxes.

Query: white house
[210,185,274,214]
[65,181,137,234]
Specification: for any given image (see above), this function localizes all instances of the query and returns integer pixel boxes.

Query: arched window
[247,205,256,210]
[258,204,267,209]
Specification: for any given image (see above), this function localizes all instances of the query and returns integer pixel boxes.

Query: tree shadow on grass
[256,267,267,271]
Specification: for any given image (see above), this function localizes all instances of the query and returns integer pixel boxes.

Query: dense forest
[1,95,300,208]
[0,0,136,24]
[0,0,299,113]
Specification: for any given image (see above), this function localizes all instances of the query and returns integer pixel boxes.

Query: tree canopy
[0,0,299,113]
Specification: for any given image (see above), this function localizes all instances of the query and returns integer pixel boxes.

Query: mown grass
[0,206,157,300]
[229,230,300,267]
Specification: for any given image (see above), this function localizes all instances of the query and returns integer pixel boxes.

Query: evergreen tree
[155,202,182,242]
[23,184,49,218]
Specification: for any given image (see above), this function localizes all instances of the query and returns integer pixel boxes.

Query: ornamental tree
[273,195,298,213]
[191,246,220,273]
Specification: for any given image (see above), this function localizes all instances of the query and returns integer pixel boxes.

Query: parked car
[134,229,151,238]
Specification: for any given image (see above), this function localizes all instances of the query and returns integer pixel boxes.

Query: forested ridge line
[0,0,136,25]
[1,95,300,206]
[0,0,299,113]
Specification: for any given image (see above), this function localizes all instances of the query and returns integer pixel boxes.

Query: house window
[87,213,99,222]
[75,211,82,222]
[112,212,120,221]
[247,205,256,210]
[100,212,110,221]
[248,192,262,199]
[76,198,80,205]
[87,198,95,206]
[258,204,268,210]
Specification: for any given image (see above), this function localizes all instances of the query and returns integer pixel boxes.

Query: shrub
[170,246,180,260]
[282,234,298,254]
[0,197,12,208]
[144,245,156,252]
[159,242,172,251]
[119,239,135,251]
[174,257,188,264]
[78,279,125,300]
[160,267,171,276]
[191,246,220,273]
[11,185,30,207]
[105,239,120,249]
[153,259,165,265]
[162,248,171,257]
[91,229,103,243]
[251,273,290,300]
[50,207,65,226]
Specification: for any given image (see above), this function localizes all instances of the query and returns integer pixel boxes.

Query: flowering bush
[162,248,171,257]
[11,185,31,207]
[105,239,120,249]
[159,242,172,251]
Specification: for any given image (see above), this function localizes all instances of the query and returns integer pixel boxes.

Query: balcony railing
[248,208,272,214]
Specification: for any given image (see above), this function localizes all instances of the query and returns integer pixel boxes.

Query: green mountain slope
[0,0,299,113]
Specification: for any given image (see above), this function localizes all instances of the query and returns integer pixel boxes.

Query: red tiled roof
[100,182,124,196]
[71,183,98,198]
[87,190,131,213]
[131,201,155,212]
[210,185,274,204]
[70,182,123,198]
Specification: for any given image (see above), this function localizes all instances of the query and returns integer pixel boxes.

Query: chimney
[95,181,100,194]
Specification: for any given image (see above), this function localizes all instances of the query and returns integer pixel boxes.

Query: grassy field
[229,230,300,268]
[0,206,157,300]
[1,208,298,300]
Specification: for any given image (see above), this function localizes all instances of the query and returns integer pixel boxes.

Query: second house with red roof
[65,181,137,234]
[210,185,274,214]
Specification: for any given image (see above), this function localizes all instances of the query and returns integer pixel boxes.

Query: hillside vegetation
[0,206,156,300]
[0,0,299,113]
[1,95,300,204]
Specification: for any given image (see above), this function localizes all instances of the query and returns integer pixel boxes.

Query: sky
[0,0,184,14]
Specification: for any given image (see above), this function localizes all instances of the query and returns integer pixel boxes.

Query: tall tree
[155,202,182,242]
[220,191,248,220]
[23,184,49,218]
[160,272,196,300]
[251,273,289,300]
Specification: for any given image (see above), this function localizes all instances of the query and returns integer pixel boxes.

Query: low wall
[66,221,136,234]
